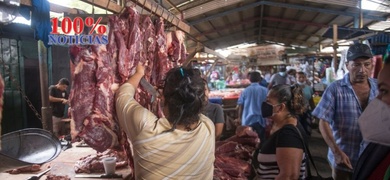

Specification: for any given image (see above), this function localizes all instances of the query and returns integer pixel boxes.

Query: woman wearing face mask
[352,56,390,180]
[267,66,290,89]
[252,84,308,180]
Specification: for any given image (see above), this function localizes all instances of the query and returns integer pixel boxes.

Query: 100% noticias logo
[49,17,108,45]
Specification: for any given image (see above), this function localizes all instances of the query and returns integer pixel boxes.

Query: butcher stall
[209,88,243,138]
[0,0,194,179]
[0,143,132,180]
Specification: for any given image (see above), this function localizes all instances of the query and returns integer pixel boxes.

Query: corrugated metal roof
[155,0,390,51]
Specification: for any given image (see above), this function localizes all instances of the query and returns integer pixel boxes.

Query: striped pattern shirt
[115,83,215,179]
[253,124,307,179]
[311,73,378,171]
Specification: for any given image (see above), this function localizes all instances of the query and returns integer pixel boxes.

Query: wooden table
[0,144,132,180]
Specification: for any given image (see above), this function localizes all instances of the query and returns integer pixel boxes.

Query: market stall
[0,143,132,180]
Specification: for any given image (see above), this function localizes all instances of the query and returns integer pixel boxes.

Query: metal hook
[105,0,110,14]
[148,1,153,17]
[166,13,171,24]
[170,14,175,23]
[154,2,158,15]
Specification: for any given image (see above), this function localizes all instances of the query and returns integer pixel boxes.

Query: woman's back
[132,114,215,179]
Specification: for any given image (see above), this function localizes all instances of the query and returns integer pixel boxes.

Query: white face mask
[279,72,286,76]
[297,81,305,85]
[358,98,390,146]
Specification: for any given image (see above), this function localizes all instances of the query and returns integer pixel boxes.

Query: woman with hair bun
[252,84,308,180]
[115,64,215,179]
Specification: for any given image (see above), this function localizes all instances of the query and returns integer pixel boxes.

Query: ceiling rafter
[188,0,387,26]
[194,16,330,41]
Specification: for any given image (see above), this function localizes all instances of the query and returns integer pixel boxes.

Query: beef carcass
[153,17,170,87]
[126,6,142,75]
[107,16,120,84]
[141,16,156,81]
[69,47,97,135]
[167,30,187,66]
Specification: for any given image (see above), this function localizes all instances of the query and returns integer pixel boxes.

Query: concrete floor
[308,128,333,178]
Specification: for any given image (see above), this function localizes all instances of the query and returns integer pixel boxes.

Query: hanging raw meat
[154,18,170,87]
[126,6,142,75]
[167,30,187,66]
[68,3,188,177]
[141,15,156,81]
[68,47,97,135]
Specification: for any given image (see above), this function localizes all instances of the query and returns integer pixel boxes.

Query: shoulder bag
[293,126,333,180]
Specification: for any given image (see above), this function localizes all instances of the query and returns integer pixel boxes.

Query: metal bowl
[0,128,61,172]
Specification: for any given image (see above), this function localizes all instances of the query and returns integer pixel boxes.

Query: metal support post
[38,41,53,133]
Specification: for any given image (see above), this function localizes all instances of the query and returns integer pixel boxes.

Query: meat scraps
[5,164,41,174]
[214,126,260,179]
[46,174,71,180]
[74,149,128,174]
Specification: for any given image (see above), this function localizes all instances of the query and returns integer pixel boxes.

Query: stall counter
[0,145,132,180]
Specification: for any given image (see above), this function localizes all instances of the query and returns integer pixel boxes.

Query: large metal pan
[0,128,61,172]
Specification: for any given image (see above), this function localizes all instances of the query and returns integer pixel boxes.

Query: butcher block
[0,144,132,180]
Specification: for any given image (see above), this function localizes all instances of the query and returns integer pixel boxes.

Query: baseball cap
[346,43,373,61]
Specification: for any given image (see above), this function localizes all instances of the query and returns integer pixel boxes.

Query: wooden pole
[333,24,338,71]
[38,41,53,133]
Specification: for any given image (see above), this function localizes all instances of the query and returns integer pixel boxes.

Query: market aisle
[308,128,332,178]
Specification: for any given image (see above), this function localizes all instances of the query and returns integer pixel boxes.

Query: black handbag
[293,126,333,180]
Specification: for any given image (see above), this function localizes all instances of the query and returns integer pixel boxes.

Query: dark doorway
[24,58,42,128]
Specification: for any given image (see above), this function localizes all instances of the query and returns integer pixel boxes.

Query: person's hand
[62,99,69,105]
[334,148,353,169]
[233,118,241,127]
[135,63,145,76]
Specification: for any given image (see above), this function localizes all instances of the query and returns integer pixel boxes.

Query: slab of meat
[216,141,239,154]
[78,113,118,152]
[154,17,170,87]
[214,126,259,179]
[107,16,120,84]
[235,126,258,138]
[68,47,97,134]
[214,156,248,179]
[167,30,187,66]
[5,164,41,174]
[126,6,142,75]
[225,135,260,147]
[141,15,156,81]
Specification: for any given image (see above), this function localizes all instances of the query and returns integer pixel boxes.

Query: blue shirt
[311,73,378,171]
[237,83,268,127]
[301,84,314,102]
